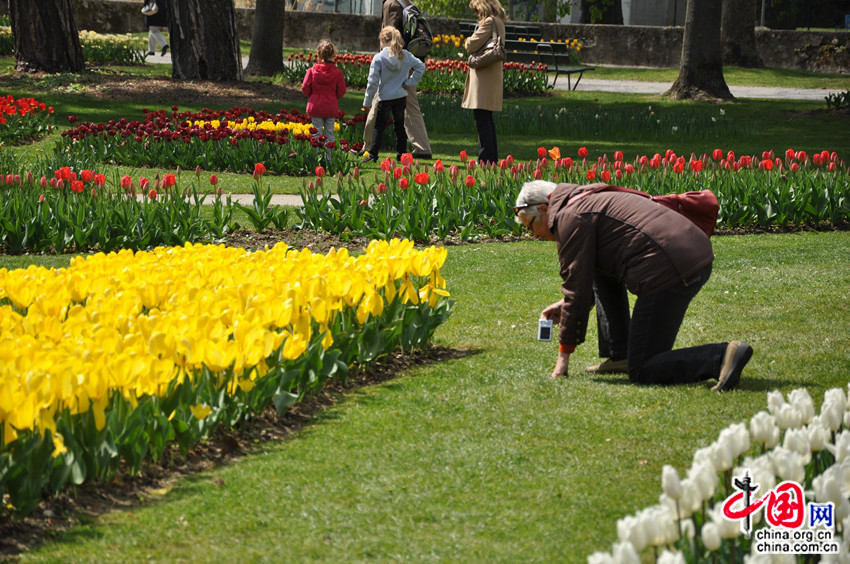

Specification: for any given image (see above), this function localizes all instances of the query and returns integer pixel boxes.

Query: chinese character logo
[722,470,809,537]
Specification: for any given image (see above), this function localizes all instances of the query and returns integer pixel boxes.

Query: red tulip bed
[0,94,55,146]
[57,105,365,176]
[297,147,850,241]
[283,51,552,95]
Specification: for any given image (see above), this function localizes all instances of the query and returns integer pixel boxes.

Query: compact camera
[537,318,553,341]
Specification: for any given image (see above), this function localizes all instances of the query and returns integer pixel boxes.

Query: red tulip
[94,174,106,187]
[401,153,413,166]
[315,166,325,178]
[649,157,661,169]
[672,162,684,174]
[38,193,45,202]
[790,162,800,173]
[690,160,703,172]
[162,173,176,188]
[613,150,623,162]
[209,174,219,186]
[578,147,588,158]
[71,180,84,193]
[377,182,387,193]
[120,175,132,190]
[537,147,547,159]
[148,189,157,200]
[254,162,266,178]
[459,150,469,162]
[464,174,475,187]
[586,169,596,181]
[601,170,611,183]
[434,159,444,172]
[399,177,409,189]
[449,165,459,178]
[533,168,542,180]
[414,172,429,185]
[712,148,723,161]
[91,188,98,198]
[81,169,94,183]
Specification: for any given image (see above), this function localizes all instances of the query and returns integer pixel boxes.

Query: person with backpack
[361,27,426,164]
[512,179,754,389]
[301,39,347,163]
[352,0,433,160]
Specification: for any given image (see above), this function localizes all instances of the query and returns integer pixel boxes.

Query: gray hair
[514,180,556,224]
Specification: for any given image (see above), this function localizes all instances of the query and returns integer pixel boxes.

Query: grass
[1,56,849,196]
[10,231,850,562]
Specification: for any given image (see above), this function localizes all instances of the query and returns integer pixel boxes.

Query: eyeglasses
[512,202,548,216]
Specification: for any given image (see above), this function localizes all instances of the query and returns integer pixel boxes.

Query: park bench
[457,21,594,90]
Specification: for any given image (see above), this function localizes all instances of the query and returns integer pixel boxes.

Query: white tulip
[750,411,781,449]
[709,505,741,539]
[822,399,845,433]
[657,549,686,564]
[845,409,850,429]
[611,541,640,564]
[767,390,786,415]
[807,417,831,451]
[616,514,647,552]
[687,461,719,502]
[782,428,812,464]
[662,465,683,500]
[789,388,815,424]
[616,514,638,543]
[701,521,722,551]
[678,518,695,540]
[743,455,776,509]
[825,387,848,411]
[679,478,703,516]
[826,430,850,463]
[769,446,806,484]
[692,446,716,473]
[742,555,773,564]
[812,471,844,505]
[775,403,803,430]
[587,551,614,564]
[719,423,751,458]
[712,438,736,472]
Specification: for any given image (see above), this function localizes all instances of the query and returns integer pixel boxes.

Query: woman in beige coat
[462,0,506,165]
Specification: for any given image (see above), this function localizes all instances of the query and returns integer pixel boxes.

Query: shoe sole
[585,360,629,374]
[712,341,753,391]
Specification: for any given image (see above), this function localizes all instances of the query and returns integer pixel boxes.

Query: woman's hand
[540,301,562,325]
[551,352,570,379]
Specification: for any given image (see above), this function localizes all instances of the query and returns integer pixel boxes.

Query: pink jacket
[302,62,346,119]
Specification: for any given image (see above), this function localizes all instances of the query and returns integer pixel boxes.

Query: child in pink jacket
[302,40,346,162]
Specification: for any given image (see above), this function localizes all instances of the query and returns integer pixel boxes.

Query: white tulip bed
[589,386,850,564]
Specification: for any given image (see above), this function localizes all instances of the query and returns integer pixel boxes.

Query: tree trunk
[9,0,84,73]
[168,0,243,81]
[664,0,734,101]
[579,0,623,24]
[721,0,764,68]
[244,0,286,76]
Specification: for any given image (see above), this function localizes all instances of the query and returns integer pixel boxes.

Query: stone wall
[55,1,849,73]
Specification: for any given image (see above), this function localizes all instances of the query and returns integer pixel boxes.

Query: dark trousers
[594,265,728,385]
[473,109,498,165]
[369,96,407,159]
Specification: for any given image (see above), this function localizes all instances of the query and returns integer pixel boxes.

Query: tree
[721,0,764,67]
[8,0,84,73]
[244,0,286,76]
[579,0,623,24]
[167,0,243,81]
[664,0,734,101]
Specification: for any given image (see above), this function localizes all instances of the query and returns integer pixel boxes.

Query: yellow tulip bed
[0,239,452,516]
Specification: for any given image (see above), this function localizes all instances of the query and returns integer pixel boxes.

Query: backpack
[395,0,433,60]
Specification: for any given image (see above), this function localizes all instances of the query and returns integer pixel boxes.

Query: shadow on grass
[589,373,806,392]
[0,344,476,559]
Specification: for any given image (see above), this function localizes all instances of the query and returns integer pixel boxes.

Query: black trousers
[369,96,407,159]
[473,108,498,165]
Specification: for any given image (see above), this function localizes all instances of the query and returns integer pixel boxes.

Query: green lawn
[11,231,850,563]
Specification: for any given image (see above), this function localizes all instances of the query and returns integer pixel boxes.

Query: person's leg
[367,101,391,159]
[390,98,408,159]
[404,87,431,156]
[324,118,335,161]
[627,265,727,386]
[149,26,167,50]
[593,274,630,361]
[148,28,157,55]
[473,109,497,164]
[358,94,380,155]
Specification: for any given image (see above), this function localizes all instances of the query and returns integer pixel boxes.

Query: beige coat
[462,16,505,112]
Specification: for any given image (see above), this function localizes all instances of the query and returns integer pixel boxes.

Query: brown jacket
[547,183,714,347]
[462,16,505,112]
